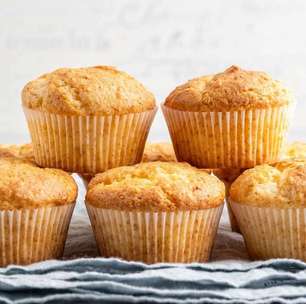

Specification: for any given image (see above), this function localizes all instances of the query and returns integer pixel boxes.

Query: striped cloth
[0,258,306,303]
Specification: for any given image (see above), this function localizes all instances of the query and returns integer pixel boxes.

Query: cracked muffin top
[0,157,77,210]
[0,143,34,163]
[86,161,225,211]
[230,159,306,207]
[164,65,293,112]
[22,66,156,115]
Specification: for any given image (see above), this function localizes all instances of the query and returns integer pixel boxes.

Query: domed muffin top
[164,65,293,111]
[230,159,306,208]
[22,66,156,115]
[86,161,225,211]
[0,157,77,210]
[0,144,34,163]
[142,142,177,162]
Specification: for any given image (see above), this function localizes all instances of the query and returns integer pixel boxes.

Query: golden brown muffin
[165,65,293,112]
[230,159,306,208]
[163,65,293,169]
[22,66,156,115]
[86,161,225,211]
[284,141,306,159]
[0,157,77,210]
[0,143,34,163]
[141,142,177,162]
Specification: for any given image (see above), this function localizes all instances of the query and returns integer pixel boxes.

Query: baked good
[22,66,157,173]
[86,161,225,263]
[284,141,306,159]
[0,157,77,266]
[162,65,294,168]
[142,142,177,162]
[0,143,34,162]
[229,159,306,260]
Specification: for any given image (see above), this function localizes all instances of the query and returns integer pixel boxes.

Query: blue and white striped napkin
[0,258,306,303]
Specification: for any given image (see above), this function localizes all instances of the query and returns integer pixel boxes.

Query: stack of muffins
[1,64,305,266]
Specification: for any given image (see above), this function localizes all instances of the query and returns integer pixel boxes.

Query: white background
[1,0,306,143]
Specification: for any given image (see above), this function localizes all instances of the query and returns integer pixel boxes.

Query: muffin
[142,142,177,162]
[218,141,306,234]
[0,143,34,162]
[22,66,157,173]
[163,65,294,168]
[229,159,306,260]
[0,157,77,266]
[284,141,306,159]
[80,142,177,188]
[86,161,225,263]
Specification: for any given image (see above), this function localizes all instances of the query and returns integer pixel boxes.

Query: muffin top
[0,157,77,210]
[164,65,292,112]
[0,143,34,163]
[284,141,306,159]
[22,66,156,115]
[86,161,225,211]
[230,159,306,208]
[142,142,177,162]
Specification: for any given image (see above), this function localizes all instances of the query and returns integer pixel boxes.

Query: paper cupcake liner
[226,199,240,233]
[86,204,223,263]
[230,200,306,260]
[162,105,291,168]
[0,203,75,266]
[23,107,157,173]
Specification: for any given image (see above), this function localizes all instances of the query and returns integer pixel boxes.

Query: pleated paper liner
[226,199,240,233]
[162,105,291,168]
[0,203,75,266]
[23,107,157,174]
[86,203,223,263]
[230,200,306,260]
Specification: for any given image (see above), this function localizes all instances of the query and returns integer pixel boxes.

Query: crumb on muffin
[86,161,225,211]
[164,65,293,112]
[22,66,156,115]
[0,157,77,210]
[230,159,306,207]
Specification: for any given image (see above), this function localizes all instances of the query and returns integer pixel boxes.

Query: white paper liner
[23,107,157,174]
[86,204,223,263]
[230,200,306,260]
[225,199,240,233]
[162,105,291,168]
[0,203,75,266]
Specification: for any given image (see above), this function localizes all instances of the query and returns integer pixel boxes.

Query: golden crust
[0,144,34,163]
[22,66,156,115]
[230,159,306,207]
[86,161,225,211]
[141,142,177,162]
[0,157,77,210]
[284,141,306,159]
[164,65,293,111]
